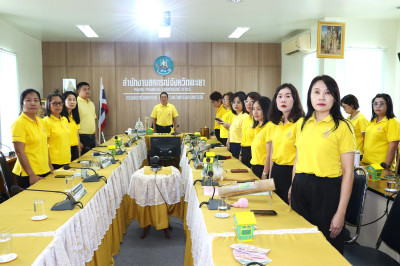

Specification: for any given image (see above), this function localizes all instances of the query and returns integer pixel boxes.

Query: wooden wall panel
[212,43,235,66]
[42,67,67,97]
[91,67,116,139]
[42,42,66,67]
[212,67,235,92]
[115,43,139,66]
[188,42,211,66]
[235,67,258,92]
[236,43,258,66]
[259,67,281,98]
[259,43,281,67]
[42,41,281,136]
[188,66,212,131]
[115,67,140,133]
[66,67,92,86]
[139,42,163,66]
[164,42,187,66]
[91,43,115,67]
[67,42,91,67]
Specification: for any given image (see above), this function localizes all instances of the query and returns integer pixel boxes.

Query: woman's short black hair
[246,92,261,101]
[77,82,90,92]
[45,93,62,117]
[231,91,248,115]
[341,94,359,110]
[20,88,41,110]
[160,92,168,98]
[268,83,304,125]
[222,92,234,108]
[301,75,352,133]
[252,97,271,128]
[61,91,80,124]
[371,93,395,120]
[209,91,223,101]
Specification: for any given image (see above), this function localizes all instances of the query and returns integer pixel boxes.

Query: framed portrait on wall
[63,78,76,92]
[317,21,345,59]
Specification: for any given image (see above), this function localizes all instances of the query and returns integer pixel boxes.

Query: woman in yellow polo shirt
[268,84,304,204]
[227,91,248,158]
[62,91,81,161]
[43,93,71,169]
[11,89,52,188]
[362,93,400,176]
[341,94,368,155]
[210,91,227,143]
[218,92,235,146]
[239,92,261,168]
[250,97,272,179]
[290,75,355,254]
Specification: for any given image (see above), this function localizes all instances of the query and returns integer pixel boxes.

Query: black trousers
[241,146,251,168]
[220,138,227,146]
[251,164,263,179]
[230,142,241,159]
[71,145,79,161]
[17,172,50,189]
[270,163,293,204]
[215,129,221,143]
[291,173,344,254]
[79,134,96,150]
[52,164,65,170]
[156,124,173,133]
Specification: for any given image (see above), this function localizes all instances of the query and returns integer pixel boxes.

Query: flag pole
[99,77,102,144]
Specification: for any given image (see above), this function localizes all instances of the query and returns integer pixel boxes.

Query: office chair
[0,151,16,201]
[344,167,368,244]
[343,190,400,265]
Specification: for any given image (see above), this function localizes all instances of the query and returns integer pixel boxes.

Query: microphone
[380,162,396,175]
[114,136,124,155]
[63,165,106,183]
[11,185,82,211]
[92,151,119,164]
[0,142,15,157]
[124,132,134,147]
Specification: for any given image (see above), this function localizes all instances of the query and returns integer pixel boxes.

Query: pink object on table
[231,198,248,208]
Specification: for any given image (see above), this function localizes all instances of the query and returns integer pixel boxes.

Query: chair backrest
[0,152,16,199]
[345,168,368,243]
[377,191,400,253]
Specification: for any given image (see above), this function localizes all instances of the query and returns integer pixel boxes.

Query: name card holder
[70,183,87,202]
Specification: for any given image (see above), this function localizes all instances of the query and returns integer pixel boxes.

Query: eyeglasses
[222,98,229,102]
[50,101,63,106]
[373,102,385,107]
[244,100,254,104]
[231,101,242,105]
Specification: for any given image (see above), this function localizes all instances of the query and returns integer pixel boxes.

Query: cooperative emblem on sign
[154,56,174,76]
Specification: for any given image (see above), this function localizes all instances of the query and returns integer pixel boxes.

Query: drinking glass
[32,198,46,220]
[65,176,74,191]
[0,232,13,263]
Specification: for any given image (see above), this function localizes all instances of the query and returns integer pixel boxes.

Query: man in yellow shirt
[209,91,227,142]
[77,82,97,151]
[151,92,179,133]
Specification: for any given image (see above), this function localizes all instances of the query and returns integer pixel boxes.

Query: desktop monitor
[150,137,181,158]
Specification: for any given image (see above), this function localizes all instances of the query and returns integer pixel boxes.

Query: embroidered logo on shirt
[377,126,382,132]
[322,128,331,138]
[287,130,292,138]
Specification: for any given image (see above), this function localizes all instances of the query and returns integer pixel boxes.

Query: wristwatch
[262,172,268,177]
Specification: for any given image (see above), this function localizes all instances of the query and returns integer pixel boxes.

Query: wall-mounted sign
[154,56,174,76]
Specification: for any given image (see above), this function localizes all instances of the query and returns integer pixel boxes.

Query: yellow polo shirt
[214,104,227,130]
[229,112,248,143]
[69,114,80,146]
[295,114,356,178]
[220,109,236,139]
[347,113,368,154]
[241,115,256,147]
[271,118,303,166]
[250,122,273,165]
[43,115,71,165]
[77,96,97,134]
[11,113,50,176]
[362,117,400,170]
[151,103,179,126]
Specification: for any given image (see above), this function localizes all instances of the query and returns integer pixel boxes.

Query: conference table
[0,134,351,265]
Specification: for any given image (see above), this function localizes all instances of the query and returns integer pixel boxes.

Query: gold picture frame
[317,21,345,59]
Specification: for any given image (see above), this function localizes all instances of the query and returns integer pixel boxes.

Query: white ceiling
[1,0,400,43]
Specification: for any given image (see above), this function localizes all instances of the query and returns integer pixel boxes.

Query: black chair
[344,168,368,244]
[0,151,16,201]
[343,190,400,265]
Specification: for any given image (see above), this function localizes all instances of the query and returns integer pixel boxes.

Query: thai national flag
[99,77,108,132]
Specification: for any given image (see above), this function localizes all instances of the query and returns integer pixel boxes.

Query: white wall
[282,18,400,115]
[0,20,43,96]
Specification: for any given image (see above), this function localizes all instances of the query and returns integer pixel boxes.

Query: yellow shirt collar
[78,96,91,103]
[373,116,388,124]
[22,112,38,124]
[309,113,333,123]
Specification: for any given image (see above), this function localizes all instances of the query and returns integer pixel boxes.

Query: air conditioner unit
[283,34,311,56]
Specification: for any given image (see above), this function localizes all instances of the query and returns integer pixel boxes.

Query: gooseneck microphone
[124,132,134,146]
[11,185,83,210]
[380,162,397,175]
[92,151,119,164]
[63,165,107,183]
[0,142,15,157]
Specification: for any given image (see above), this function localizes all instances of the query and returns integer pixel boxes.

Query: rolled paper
[219,179,275,197]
